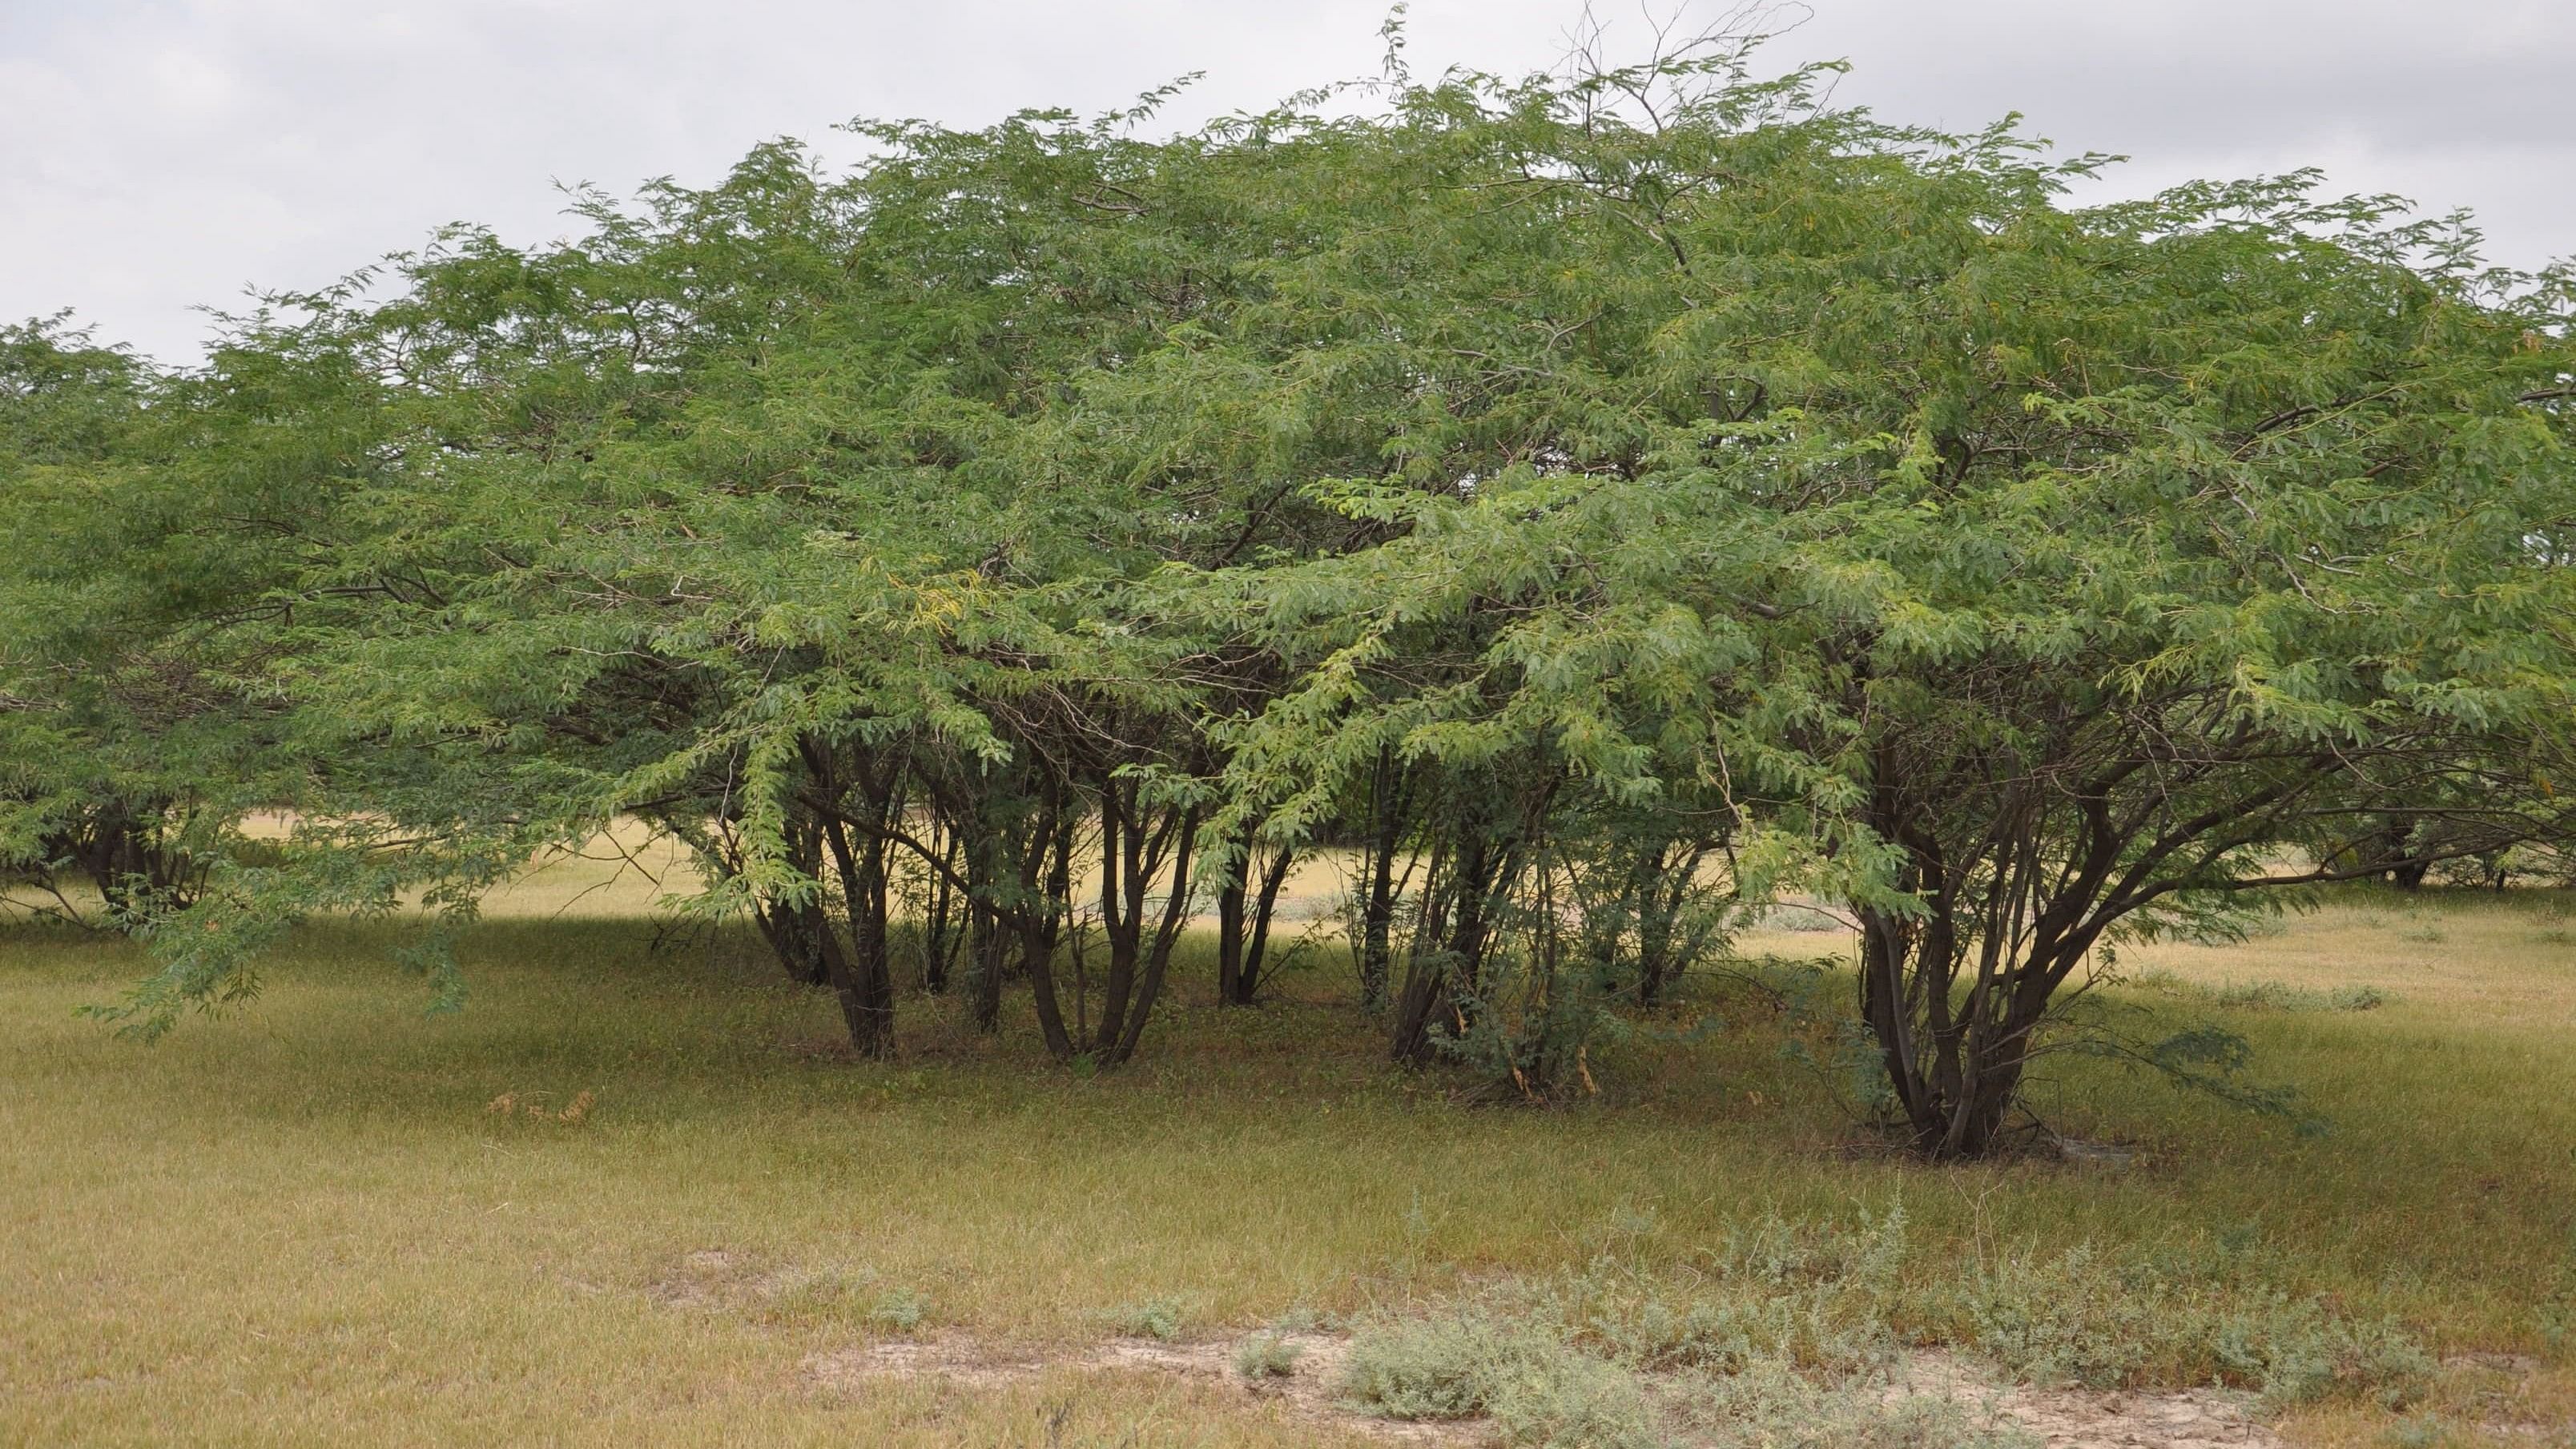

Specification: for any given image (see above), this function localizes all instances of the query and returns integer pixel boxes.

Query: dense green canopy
[5,38,2570,1155]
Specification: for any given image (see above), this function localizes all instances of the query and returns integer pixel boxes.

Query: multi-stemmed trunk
[751,894,834,988]
[1086,770,1201,1065]
[1622,834,1716,1008]
[914,817,966,994]
[1391,824,1520,1066]
[799,738,901,1059]
[1214,831,1295,1006]
[1016,775,1198,1065]
[942,770,1065,1036]
[1857,910,2050,1159]
[1355,746,1410,1012]
[54,798,203,922]
[1016,787,1081,1058]
[745,807,833,986]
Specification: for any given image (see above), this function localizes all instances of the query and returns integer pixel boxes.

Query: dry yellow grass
[2,875,2570,1445]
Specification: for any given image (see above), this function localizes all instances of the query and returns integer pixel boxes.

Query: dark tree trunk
[673,804,832,988]
[62,798,199,920]
[2367,815,2432,890]
[1216,871,1247,1004]
[1858,911,2050,1160]
[743,805,832,986]
[1082,771,1201,1065]
[917,819,964,994]
[966,896,1004,1030]
[952,773,1043,1035]
[1388,838,1454,1066]
[1216,831,1296,1007]
[817,811,896,1058]
[1090,772,1139,1053]
[1358,747,1405,1012]
[1627,839,1692,1008]
[1020,799,1077,1059]
[1391,825,1513,1067]
[801,738,899,1059]
[1109,838,1196,1064]
[1242,842,1294,1000]
[961,819,1008,1033]
[753,895,833,987]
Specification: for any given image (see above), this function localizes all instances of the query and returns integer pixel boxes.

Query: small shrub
[869,1287,930,1330]
[1268,1302,1329,1334]
[1234,1330,1303,1379]
[1336,1309,1660,1448]
[2212,980,2391,1012]
[1536,1205,1905,1379]
[1716,1202,1908,1292]
[1963,1243,2431,1403]
[2212,980,2295,1009]
[1681,1359,2037,1449]
[1338,1311,1532,1419]
[2539,1247,2576,1352]
[2383,1412,2469,1449]
[1437,948,1631,1102]
[1966,1243,2167,1388]
[1105,1296,1186,1341]
[1587,1292,1755,1371]
[1487,1350,1662,1449]
[2233,1302,2433,1409]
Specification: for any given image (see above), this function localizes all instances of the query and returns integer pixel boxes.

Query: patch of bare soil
[646,1248,756,1310]
[1089,1334,1480,1443]
[808,1332,1475,1443]
[808,1330,1476,1442]
[1900,1351,2277,1449]
[805,1331,2284,1449]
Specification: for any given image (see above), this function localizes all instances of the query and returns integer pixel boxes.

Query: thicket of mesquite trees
[4,38,2571,1156]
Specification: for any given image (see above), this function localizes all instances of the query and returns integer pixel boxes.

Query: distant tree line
[5,34,2571,1157]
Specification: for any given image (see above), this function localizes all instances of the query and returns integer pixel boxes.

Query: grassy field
[5,867,2573,1446]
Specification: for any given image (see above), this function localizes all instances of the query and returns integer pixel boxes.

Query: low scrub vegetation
[2208,981,2393,1013]
[1334,1201,2437,1446]
[1231,1330,1304,1381]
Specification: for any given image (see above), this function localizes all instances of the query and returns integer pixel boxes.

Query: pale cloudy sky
[5,0,2570,365]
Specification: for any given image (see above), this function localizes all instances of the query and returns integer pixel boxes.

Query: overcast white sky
[6,0,2570,365]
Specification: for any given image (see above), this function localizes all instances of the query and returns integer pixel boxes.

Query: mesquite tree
[1201,58,2575,1153]
[0,317,341,927]
[10,28,2570,1156]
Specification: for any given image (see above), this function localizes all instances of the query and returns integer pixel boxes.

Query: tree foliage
[5,27,2570,1155]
